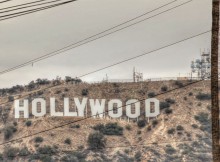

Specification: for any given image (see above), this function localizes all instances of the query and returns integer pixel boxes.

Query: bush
[37,145,57,155]
[160,102,170,110]
[19,147,30,156]
[81,89,88,96]
[188,92,193,96]
[93,123,123,135]
[147,125,152,131]
[4,147,19,160]
[40,155,54,162]
[167,128,175,134]
[137,130,141,135]
[61,151,87,162]
[194,112,209,125]
[135,151,142,161]
[165,98,175,104]
[165,145,176,155]
[152,120,158,127]
[137,119,147,128]
[26,120,32,127]
[125,125,131,130]
[13,121,17,126]
[196,93,211,100]
[191,124,198,129]
[174,81,184,88]
[165,108,173,114]
[148,92,155,98]
[65,138,71,145]
[35,136,43,143]
[161,86,168,92]
[8,96,14,102]
[88,132,106,149]
[176,125,184,131]
[70,124,80,129]
[4,125,17,140]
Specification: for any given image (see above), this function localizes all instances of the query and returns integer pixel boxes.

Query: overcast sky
[0,0,211,88]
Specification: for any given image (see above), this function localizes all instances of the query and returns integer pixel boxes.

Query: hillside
[0,79,212,162]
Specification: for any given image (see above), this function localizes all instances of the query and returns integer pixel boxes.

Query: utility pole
[211,0,220,161]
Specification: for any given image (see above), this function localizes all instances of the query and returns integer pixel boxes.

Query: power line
[0,0,192,75]
[77,30,210,78]
[0,0,66,14]
[0,0,47,10]
[0,0,12,3]
[0,79,204,146]
[0,0,77,19]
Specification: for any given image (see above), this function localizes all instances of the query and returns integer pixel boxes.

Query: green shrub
[0,153,3,160]
[125,125,131,130]
[26,120,32,127]
[40,155,54,162]
[137,119,147,128]
[70,124,80,129]
[93,123,123,135]
[165,98,175,104]
[152,120,158,127]
[37,145,57,155]
[191,124,198,129]
[167,128,175,134]
[148,92,155,98]
[174,81,184,88]
[4,147,19,160]
[8,96,14,102]
[61,151,87,162]
[19,147,30,156]
[135,151,142,161]
[196,93,211,100]
[188,92,193,96]
[165,108,173,114]
[35,136,43,143]
[137,130,141,135]
[165,145,176,155]
[65,138,71,145]
[4,125,17,140]
[81,89,88,96]
[176,125,184,131]
[161,86,168,92]
[147,125,152,131]
[194,112,209,125]
[160,102,170,110]
[88,132,106,149]
[13,121,17,126]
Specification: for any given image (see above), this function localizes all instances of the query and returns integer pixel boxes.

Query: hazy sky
[0,0,211,88]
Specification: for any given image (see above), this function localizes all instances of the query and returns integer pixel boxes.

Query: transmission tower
[191,50,211,79]
[133,67,143,82]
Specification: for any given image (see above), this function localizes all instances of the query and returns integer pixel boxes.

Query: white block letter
[108,99,122,118]
[126,99,140,118]
[64,98,77,116]
[32,98,46,117]
[14,100,29,118]
[89,99,105,118]
[50,98,63,116]
[145,98,160,117]
[74,98,88,117]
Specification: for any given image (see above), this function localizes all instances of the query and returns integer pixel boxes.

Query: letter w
[89,99,106,118]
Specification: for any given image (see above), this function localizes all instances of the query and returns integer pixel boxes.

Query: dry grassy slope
[0,80,212,161]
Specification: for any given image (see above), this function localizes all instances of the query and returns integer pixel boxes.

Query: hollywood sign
[14,98,160,119]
